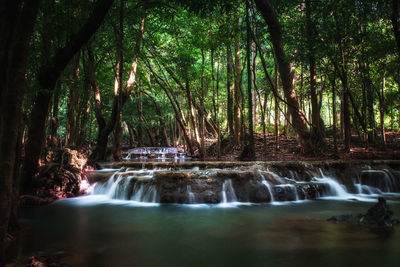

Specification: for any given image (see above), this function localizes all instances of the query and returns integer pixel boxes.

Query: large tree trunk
[22,0,115,193]
[306,0,325,146]
[112,0,124,159]
[254,0,314,154]
[0,1,40,264]
[391,0,400,55]
[66,53,80,147]
[77,56,91,148]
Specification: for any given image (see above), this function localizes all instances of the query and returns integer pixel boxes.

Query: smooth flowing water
[10,197,400,267]
[9,163,400,266]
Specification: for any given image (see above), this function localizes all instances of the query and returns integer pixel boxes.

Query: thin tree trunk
[92,5,145,160]
[275,65,280,151]
[233,38,241,145]
[137,88,144,146]
[49,82,61,148]
[227,45,235,135]
[245,0,255,159]
[145,60,194,154]
[380,72,386,146]
[330,74,338,152]
[200,49,206,160]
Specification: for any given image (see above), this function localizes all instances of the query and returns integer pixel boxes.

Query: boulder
[328,197,398,228]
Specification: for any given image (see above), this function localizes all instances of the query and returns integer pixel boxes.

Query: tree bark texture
[254,0,314,154]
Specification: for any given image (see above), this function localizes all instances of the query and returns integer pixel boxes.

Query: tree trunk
[77,56,91,148]
[66,53,80,147]
[226,45,234,135]
[330,74,338,152]
[380,72,386,146]
[200,49,206,160]
[146,92,170,147]
[391,0,400,55]
[137,88,144,147]
[275,65,280,151]
[145,60,195,154]
[245,0,255,158]
[22,0,115,192]
[91,5,146,160]
[112,0,124,160]
[254,0,314,154]
[306,0,325,146]
[0,1,40,264]
[233,38,242,145]
[49,82,61,148]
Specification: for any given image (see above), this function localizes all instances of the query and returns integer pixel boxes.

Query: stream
[9,160,400,266]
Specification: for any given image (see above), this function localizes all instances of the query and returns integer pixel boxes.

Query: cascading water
[91,169,158,203]
[123,147,185,160]
[311,169,351,198]
[86,164,400,205]
[221,179,238,203]
[187,185,195,204]
[259,171,275,202]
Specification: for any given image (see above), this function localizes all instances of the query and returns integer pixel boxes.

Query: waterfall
[259,171,275,202]
[91,169,158,203]
[221,179,237,203]
[187,185,195,204]
[86,164,400,205]
[312,169,351,198]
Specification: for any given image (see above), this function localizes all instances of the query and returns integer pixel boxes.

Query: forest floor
[206,131,400,162]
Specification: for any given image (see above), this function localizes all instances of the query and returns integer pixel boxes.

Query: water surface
[12,198,400,266]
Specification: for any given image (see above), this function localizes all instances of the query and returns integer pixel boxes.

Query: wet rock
[328,197,398,228]
[360,169,400,192]
[362,197,394,227]
[21,148,90,206]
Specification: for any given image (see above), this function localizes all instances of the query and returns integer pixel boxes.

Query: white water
[259,171,275,203]
[91,169,158,203]
[123,147,185,160]
[221,179,238,203]
[187,185,195,204]
[86,165,400,206]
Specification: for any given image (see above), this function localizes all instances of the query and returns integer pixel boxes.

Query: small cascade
[123,147,185,160]
[261,180,275,202]
[187,185,195,203]
[91,169,158,203]
[221,179,238,203]
[130,182,157,202]
[259,171,275,202]
[312,169,350,198]
[357,169,399,193]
